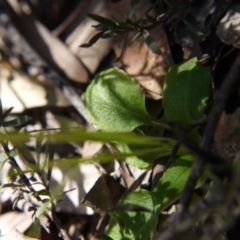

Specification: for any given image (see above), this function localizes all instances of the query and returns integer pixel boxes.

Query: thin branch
[179,51,240,214]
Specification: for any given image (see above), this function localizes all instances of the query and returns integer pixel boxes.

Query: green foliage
[108,190,158,240]
[163,58,211,124]
[80,1,202,56]
[0,1,224,239]
[85,68,154,132]
[83,58,211,238]
[0,60,211,239]
[107,155,194,239]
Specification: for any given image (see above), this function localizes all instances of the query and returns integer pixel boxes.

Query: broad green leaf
[85,68,154,132]
[117,142,173,169]
[153,154,194,212]
[107,154,194,239]
[163,57,211,124]
[108,190,158,240]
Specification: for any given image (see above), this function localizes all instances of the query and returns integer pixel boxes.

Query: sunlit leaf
[153,154,194,212]
[107,154,194,239]
[131,31,143,42]
[163,58,211,124]
[85,68,154,132]
[0,153,9,162]
[36,201,50,218]
[117,142,172,168]
[119,171,147,202]
[108,190,158,239]
[1,128,172,146]
[8,148,18,157]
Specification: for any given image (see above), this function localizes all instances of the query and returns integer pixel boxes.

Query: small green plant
[84,59,211,239]
[0,57,211,239]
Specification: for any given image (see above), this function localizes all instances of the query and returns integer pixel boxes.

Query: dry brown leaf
[214,109,240,160]
[106,0,173,100]
[66,0,112,74]
[82,175,124,214]
[0,212,33,237]
[114,27,173,100]
[0,231,39,240]
[4,0,89,84]
[1,68,70,113]
[82,141,104,158]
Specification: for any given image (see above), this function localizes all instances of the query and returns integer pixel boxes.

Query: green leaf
[80,31,105,48]
[153,154,194,212]
[143,30,161,54]
[183,19,204,36]
[119,171,147,202]
[36,201,50,218]
[108,190,158,240]
[107,154,194,239]
[131,31,143,42]
[109,203,151,212]
[117,141,173,169]
[8,148,18,157]
[87,13,118,29]
[0,128,169,146]
[163,57,211,124]
[85,68,154,132]
[0,153,8,162]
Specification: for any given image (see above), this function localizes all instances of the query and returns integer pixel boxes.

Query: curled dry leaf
[113,27,173,100]
[82,175,125,214]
